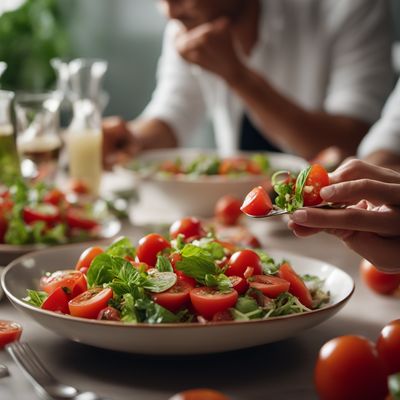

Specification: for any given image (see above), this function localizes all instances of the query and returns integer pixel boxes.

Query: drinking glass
[15,91,62,183]
[0,90,21,186]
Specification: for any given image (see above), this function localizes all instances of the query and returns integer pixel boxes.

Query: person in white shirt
[102,0,393,166]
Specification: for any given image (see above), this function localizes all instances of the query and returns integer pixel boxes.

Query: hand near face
[288,159,400,272]
[175,17,245,83]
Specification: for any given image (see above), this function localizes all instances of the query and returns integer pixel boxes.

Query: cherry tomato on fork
[136,233,171,267]
[360,259,400,295]
[69,287,113,319]
[301,164,329,207]
[240,186,273,217]
[0,320,23,348]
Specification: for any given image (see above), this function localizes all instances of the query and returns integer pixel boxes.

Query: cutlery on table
[243,203,347,219]
[6,342,111,400]
[0,363,10,378]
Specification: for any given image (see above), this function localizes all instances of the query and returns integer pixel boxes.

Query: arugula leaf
[144,271,177,293]
[24,290,48,307]
[266,292,311,317]
[106,237,135,259]
[155,255,173,272]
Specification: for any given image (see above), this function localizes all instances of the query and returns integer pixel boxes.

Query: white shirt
[141,0,393,156]
[358,78,400,158]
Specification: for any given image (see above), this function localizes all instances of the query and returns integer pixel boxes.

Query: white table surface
[1,199,399,400]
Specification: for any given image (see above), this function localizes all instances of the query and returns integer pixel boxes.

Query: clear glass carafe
[0,90,21,186]
[15,91,62,183]
[65,59,108,196]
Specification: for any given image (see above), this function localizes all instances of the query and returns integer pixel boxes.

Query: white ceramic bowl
[2,244,354,355]
[124,148,307,221]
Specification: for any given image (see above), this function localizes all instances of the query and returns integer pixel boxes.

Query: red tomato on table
[248,275,290,298]
[360,259,400,295]
[169,217,205,240]
[376,319,400,376]
[69,287,113,319]
[136,233,171,267]
[0,320,22,348]
[226,249,263,277]
[240,186,272,217]
[190,287,238,320]
[278,262,312,308]
[40,270,87,297]
[301,164,329,207]
[315,335,388,400]
[214,195,242,226]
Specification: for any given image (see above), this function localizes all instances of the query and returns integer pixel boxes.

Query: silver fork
[6,342,110,400]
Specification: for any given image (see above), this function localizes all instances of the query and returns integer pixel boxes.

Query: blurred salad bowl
[2,243,354,355]
[122,148,308,221]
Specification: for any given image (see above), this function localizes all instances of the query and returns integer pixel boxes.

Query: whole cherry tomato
[214,195,242,226]
[75,246,104,274]
[169,217,205,240]
[136,233,171,267]
[376,319,400,376]
[315,335,388,400]
[360,259,400,295]
[226,249,263,277]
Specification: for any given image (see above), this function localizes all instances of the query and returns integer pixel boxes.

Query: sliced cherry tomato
[136,233,171,267]
[69,287,113,319]
[169,217,205,240]
[315,335,388,400]
[278,262,312,308]
[360,259,400,295]
[75,246,104,274]
[376,319,400,376]
[152,280,193,313]
[43,188,66,206]
[23,204,60,227]
[248,275,290,298]
[226,249,263,277]
[301,164,329,207]
[0,320,22,348]
[228,276,249,295]
[215,195,242,226]
[190,287,238,320]
[97,306,121,321]
[41,287,70,314]
[240,186,273,217]
[170,388,230,400]
[40,270,87,298]
[66,208,98,230]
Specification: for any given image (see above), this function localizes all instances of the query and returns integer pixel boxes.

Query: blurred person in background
[102,0,393,167]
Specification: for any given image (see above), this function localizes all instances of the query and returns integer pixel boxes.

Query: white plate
[1,244,354,355]
[0,218,121,266]
[123,148,308,220]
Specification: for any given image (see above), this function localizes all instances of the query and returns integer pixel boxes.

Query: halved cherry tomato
[41,287,70,314]
[170,388,231,400]
[75,246,104,274]
[40,270,87,298]
[315,335,388,400]
[360,259,400,295]
[376,319,400,376]
[226,249,263,277]
[152,280,193,313]
[43,188,66,206]
[240,186,273,217]
[66,208,98,230]
[23,204,60,227]
[190,287,238,320]
[228,276,248,295]
[215,195,242,226]
[248,275,290,298]
[169,217,205,240]
[136,233,171,267]
[301,164,329,207]
[69,287,113,319]
[0,320,22,348]
[278,262,312,308]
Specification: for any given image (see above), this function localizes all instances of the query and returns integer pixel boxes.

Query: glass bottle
[0,90,21,186]
[15,91,62,183]
[65,58,108,196]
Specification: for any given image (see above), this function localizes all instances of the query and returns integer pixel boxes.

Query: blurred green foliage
[0,0,70,91]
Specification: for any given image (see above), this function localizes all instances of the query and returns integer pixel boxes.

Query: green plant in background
[0,0,70,91]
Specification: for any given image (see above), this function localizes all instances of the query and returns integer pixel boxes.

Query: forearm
[128,118,178,150]
[228,66,369,159]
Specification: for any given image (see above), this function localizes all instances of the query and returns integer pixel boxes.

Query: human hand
[102,116,140,169]
[174,17,245,84]
[288,159,400,272]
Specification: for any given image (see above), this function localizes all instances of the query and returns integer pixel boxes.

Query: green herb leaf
[106,237,136,259]
[389,373,400,400]
[204,273,232,292]
[24,290,48,307]
[87,253,120,287]
[294,166,312,209]
[155,255,173,272]
[144,271,177,293]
